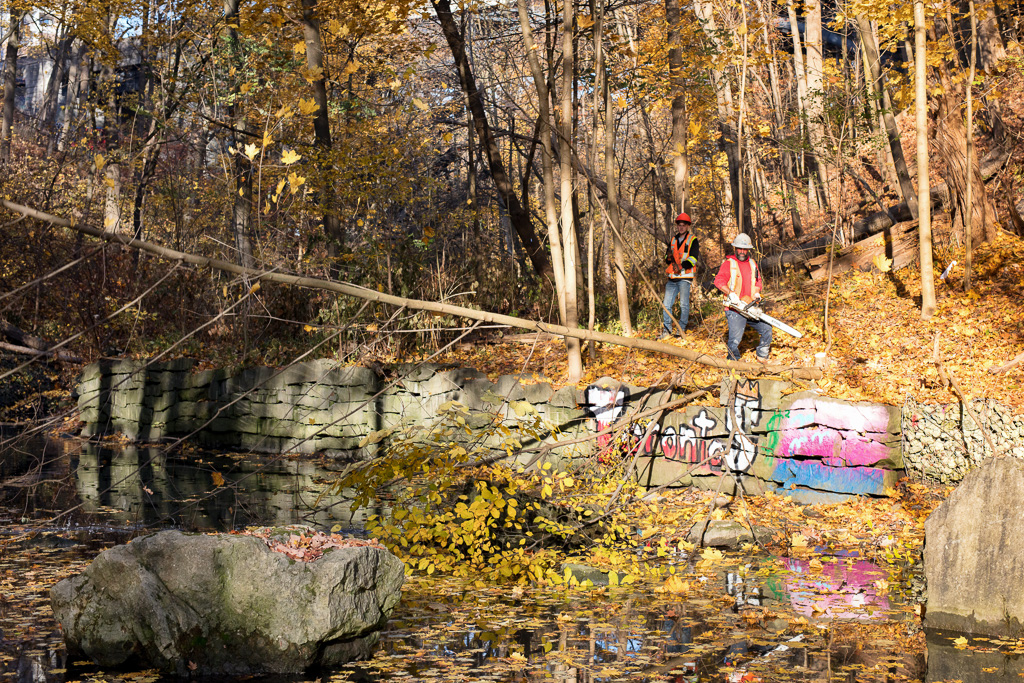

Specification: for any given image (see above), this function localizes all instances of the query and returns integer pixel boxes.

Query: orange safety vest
[666,233,698,279]
[725,256,760,299]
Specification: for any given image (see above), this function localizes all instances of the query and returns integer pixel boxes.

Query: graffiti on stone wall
[584,381,626,449]
[663,409,725,470]
[725,380,761,473]
[584,378,764,474]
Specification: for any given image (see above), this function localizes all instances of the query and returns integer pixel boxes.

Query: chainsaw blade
[724,302,803,338]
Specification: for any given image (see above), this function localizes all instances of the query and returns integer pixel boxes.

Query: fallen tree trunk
[2,318,52,351]
[2,200,822,380]
[805,221,919,280]
[1,318,82,362]
[0,340,82,362]
[988,351,1024,374]
[763,148,1009,272]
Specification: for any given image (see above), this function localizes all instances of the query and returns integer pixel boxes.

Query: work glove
[728,292,741,306]
[753,292,762,301]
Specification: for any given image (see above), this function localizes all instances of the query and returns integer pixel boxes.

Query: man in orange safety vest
[661,212,700,339]
[714,233,772,361]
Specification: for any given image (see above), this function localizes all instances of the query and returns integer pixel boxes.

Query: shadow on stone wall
[74,360,930,500]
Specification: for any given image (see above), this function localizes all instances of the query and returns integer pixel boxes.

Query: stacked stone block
[617,379,904,503]
[903,398,1024,484]
[85,360,1024,498]
[752,389,904,502]
[76,359,589,460]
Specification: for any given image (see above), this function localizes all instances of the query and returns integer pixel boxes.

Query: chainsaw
[724,298,803,338]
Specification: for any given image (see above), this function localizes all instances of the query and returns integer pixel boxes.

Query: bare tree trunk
[132,41,184,242]
[58,41,86,153]
[224,0,255,269]
[597,0,631,335]
[736,3,751,239]
[665,0,688,213]
[787,0,808,180]
[857,15,919,219]
[1,11,24,164]
[516,0,566,319]
[104,163,122,232]
[976,0,1005,74]
[932,65,993,249]
[434,0,552,279]
[40,33,73,154]
[803,0,831,212]
[559,0,582,382]
[301,0,344,275]
[467,105,480,237]
[758,0,801,236]
[694,0,750,233]
[965,0,977,290]
[915,0,936,320]
[639,97,673,222]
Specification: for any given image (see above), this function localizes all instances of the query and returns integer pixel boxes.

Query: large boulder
[924,457,1024,637]
[50,529,404,676]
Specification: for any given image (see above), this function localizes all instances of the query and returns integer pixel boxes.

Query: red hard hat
[676,212,691,224]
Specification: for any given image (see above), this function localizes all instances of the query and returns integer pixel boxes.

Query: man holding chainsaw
[714,233,772,362]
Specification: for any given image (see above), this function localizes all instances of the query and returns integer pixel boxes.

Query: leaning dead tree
[3,200,822,380]
[762,148,1009,273]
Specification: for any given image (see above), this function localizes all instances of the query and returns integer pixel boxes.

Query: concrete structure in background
[1,9,144,129]
[924,457,1024,637]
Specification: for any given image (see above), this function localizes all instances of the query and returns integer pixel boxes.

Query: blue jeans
[662,278,691,335]
[726,309,772,360]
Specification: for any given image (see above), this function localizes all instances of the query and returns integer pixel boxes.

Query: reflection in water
[926,630,1024,683]
[72,442,371,531]
[0,436,941,683]
[0,434,373,533]
[760,556,891,620]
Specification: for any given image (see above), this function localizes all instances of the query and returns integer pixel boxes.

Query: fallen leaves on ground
[241,526,385,562]
[425,234,1024,414]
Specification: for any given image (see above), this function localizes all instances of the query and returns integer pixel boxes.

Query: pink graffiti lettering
[661,426,679,460]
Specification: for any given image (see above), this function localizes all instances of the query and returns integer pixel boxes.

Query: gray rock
[155,358,197,373]
[393,362,449,382]
[492,375,527,402]
[560,562,627,587]
[522,381,554,404]
[549,386,581,409]
[686,520,774,548]
[50,529,404,676]
[924,457,1024,637]
[720,377,794,411]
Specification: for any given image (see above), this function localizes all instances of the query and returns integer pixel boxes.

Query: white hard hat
[732,233,754,249]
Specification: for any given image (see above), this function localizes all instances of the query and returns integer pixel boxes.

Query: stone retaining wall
[76,359,587,459]
[76,359,919,502]
[586,377,904,504]
[903,398,1024,484]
